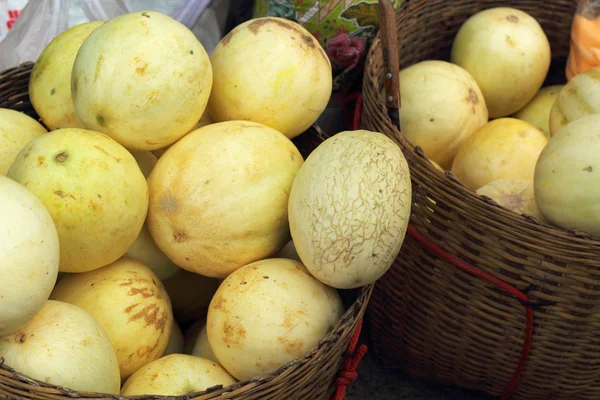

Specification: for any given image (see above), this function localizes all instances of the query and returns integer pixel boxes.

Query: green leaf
[340,2,378,27]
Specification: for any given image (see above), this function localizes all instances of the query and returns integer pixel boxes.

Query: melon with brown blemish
[120,354,235,396]
[126,151,181,280]
[0,300,120,394]
[7,128,148,273]
[451,7,551,118]
[398,60,488,169]
[206,258,344,381]
[207,17,332,139]
[147,120,303,278]
[50,257,174,380]
[71,11,212,151]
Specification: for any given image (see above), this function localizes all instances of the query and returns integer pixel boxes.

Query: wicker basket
[361,1,600,400]
[0,61,372,400]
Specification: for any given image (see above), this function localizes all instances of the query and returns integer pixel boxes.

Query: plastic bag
[0,0,228,71]
[566,0,600,80]
[0,0,28,41]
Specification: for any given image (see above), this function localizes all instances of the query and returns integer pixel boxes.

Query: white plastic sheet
[0,0,229,70]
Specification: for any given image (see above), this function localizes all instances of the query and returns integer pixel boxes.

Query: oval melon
[0,300,120,394]
[451,118,548,190]
[121,354,236,396]
[0,176,59,336]
[535,113,600,236]
[7,128,148,273]
[29,21,104,130]
[514,85,563,137]
[72,11,212,151]
[288,130,412,289]
[51,257,174,379]
[451,7,551,118]
[147,120,303,278]
[206,258,344,381]
[207,17,332,139]
[399,60,488,169]
[0,108,47,175]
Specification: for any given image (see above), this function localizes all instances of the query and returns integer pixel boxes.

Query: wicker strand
[330,320,367,400]
[350,92,539,400]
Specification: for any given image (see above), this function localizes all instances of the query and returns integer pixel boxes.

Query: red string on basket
[330,319,368,400]
[347,92,535,400]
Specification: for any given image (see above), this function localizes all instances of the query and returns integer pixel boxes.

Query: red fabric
[337,92,536,400]
[330,320,368,400]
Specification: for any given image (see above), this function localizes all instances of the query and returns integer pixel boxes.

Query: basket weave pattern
[361,1,600,399]
[0,62,372,400]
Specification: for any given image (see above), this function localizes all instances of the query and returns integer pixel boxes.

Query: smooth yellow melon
[514,85,563,137]
[121,354,236,396]
[0,300,120,394]
[451,7,551,118]
[0,176,59,336]
[0,108,47,175]
[399,60,488,169]
[7,128,148,273]
[207,258,344,381]
[535,114,600,236]
[72,11,212,151]
[207,17,332,139]
[147,121,303,278]
[51,257,174,380]
[29,21,104,130]
[451,118,548,190]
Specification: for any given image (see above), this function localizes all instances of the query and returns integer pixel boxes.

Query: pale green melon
[288,130,412,289]
[535,113,600,236]
[549,66,600,136]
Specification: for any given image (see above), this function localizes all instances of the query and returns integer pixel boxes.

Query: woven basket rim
[363,25,600,245]
[0,284,372,399]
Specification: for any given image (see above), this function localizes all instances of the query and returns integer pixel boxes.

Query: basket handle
[378,0,401,130]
